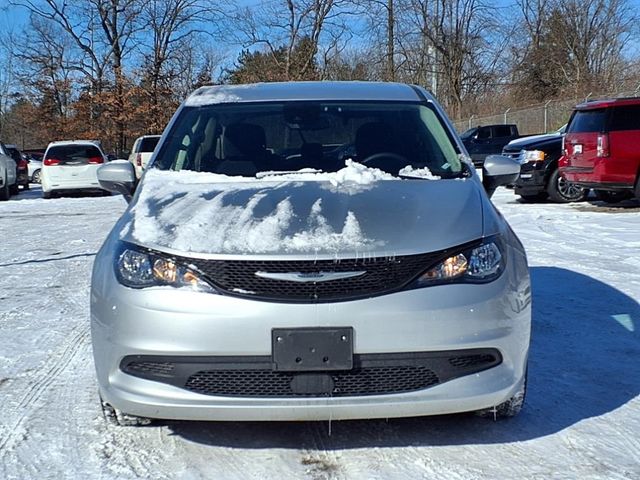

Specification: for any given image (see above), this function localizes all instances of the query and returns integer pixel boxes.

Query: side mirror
[482,154,520,198]
[97,160,136,202]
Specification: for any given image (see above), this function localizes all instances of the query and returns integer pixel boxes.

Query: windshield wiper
[256,168,323,179]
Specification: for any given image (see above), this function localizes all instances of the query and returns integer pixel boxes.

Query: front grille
[126,361,175,377]
[173,249,461,303]
[185,365,440,397]
[501,149,523,162]
[122,349,501,398]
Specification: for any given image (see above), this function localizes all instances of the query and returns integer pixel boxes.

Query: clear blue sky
[1,1,640,69]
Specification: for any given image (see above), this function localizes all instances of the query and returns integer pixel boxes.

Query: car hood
[119,169,484,258]
[504,133,561,150]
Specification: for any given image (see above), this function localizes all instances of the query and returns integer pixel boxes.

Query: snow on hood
[123,163,480,256]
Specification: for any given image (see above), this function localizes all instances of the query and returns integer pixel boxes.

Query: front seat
[217,123,269,176]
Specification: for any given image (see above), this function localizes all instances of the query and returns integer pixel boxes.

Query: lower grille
[122,349,501,398]
[185,365,440,397]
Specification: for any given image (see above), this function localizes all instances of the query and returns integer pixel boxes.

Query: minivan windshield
[153,102,464,178]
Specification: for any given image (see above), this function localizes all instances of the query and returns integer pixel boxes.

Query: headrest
[223,123,267,158]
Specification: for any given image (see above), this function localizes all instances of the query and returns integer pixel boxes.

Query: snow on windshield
[127,166,390,254]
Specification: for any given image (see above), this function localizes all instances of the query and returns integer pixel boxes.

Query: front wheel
[518,193,547,203]
[0,173,9,200]
[100,395,151,427]
[476,372,527,419]
[547,169,587,203]
[32,169,41,183]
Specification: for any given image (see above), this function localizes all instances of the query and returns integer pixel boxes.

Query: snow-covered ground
[1,185,638,480]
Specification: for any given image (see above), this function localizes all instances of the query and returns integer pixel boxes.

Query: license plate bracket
[272,327,353,371]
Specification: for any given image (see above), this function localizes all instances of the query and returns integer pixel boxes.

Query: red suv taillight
[136,153,142,167]
[44,157,60,166]
[18,159,28,169]
[88,156,104,164]
[596,133,609,157]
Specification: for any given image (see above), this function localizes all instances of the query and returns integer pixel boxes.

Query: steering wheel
[360,152,409,173]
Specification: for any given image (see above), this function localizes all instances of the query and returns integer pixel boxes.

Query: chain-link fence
[453,87,640,134]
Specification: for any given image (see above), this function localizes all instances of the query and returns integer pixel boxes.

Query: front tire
[476,372,527,419]
[32,169,41,183]
[0,173,9,200]
[100,395,151,427]
[518,193,547,203]
[547,169,587,203]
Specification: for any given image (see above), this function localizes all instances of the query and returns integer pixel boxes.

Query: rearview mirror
[97,161,136,202]
[482,155,520,198]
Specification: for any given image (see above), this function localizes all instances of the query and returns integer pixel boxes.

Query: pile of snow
[127,167,387,254]
[256,159,394,185]
[398,165,440,180]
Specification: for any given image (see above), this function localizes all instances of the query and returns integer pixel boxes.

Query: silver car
[92,82,530,426]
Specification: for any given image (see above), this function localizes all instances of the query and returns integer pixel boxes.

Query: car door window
[492,125,512,138]
[609,106,640,131]
[477,127,491,139]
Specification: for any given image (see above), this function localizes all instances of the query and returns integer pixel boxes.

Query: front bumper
[17,171,29,186]
[560,162,635,188]
[514,162,546,195]
[91,249,531,421]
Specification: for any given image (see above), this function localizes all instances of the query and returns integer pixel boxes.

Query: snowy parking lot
[1,186,639,480]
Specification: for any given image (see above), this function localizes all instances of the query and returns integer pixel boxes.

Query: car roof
[45,140,105,155]
[184,81,429,107]
[46,140,103,148]
[575,97,640,110]
[136,135,161,140]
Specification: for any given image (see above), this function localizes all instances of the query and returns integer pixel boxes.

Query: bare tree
[512,0,637,100]
[10,0,144,151]
[141,1,219,102]
[228,0,355,81]
[555,0,636,94]
[398,0,501,117]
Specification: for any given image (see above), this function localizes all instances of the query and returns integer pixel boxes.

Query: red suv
[559,97,640,202]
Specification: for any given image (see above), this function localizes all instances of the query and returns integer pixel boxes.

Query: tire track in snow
[0,324,90,457]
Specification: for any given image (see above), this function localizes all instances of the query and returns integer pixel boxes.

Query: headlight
[521,150,545,163]
[413,237,505,287]
[115,244,216,293]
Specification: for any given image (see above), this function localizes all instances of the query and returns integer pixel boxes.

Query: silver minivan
[91,82,530,426]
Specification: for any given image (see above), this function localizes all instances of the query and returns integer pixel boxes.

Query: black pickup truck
[502,126,587,203]
[461,124,521,167]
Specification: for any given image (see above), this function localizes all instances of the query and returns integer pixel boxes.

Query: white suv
[41,140,108,199]
[128,135,161,179]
